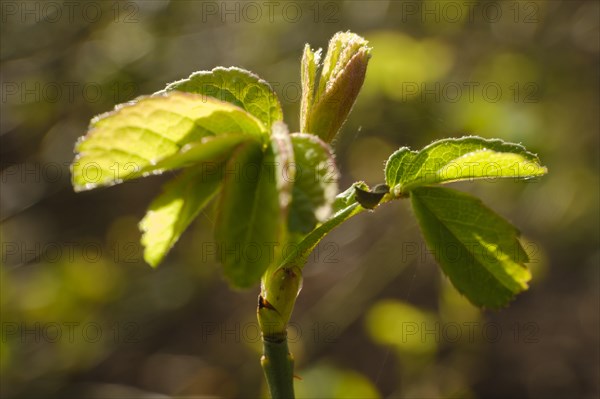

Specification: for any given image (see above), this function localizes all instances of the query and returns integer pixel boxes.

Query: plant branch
[261,334,295,399]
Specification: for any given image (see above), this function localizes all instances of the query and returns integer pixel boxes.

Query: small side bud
[258,266,303,338]
[355,184,389,210]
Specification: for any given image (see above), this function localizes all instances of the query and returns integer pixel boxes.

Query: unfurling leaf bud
[300,31,371,143]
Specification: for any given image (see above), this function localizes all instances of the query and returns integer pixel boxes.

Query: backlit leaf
[163,67,283,129]
[287,133,339,235]
[214,141,282,288]
[72,92,267,191]
[385,136,547,195]
[411,186,531,309]
[140,164,223,267]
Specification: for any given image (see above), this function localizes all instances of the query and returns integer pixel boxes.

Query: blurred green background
[1,1,598,398]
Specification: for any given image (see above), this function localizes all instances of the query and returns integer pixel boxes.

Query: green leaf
[410,186,531,309]
[71,92,268,191]
[146,133,252,172]
[287,133,339,235]
[263,122,295,269]
[302,32,371,142]
[72,91,267,191]
[269,122,295,217]
[214,141,281,288]
[163,67,283,129]
[384,147,415,193]
[139,164,223,267]
[385,136,548,195]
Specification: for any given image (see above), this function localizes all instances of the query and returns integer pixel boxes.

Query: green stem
[257,265,302,398]
[261,334,295,399]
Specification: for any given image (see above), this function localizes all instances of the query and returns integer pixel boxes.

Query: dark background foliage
[1,1,598,398]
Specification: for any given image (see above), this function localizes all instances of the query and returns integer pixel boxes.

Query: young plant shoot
[71,31,547,398]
